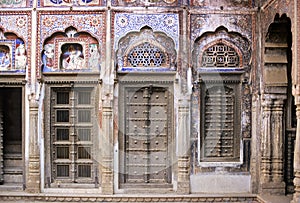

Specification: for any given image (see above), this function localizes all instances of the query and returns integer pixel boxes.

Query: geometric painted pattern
[114,13,179,50]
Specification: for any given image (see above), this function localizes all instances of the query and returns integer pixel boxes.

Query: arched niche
[116,27,177,72]
[41,26,101,73]
[0,28,27,73]
[193,26,251,74]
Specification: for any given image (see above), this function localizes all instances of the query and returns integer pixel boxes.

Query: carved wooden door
[124,85,171,185]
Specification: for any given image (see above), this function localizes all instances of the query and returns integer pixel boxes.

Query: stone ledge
[0,192,258,202]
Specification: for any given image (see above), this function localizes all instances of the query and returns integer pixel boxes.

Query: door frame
[0,77,25,187]
[116,72,175,190]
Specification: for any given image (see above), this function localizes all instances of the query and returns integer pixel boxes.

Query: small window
[56,147,70,159]
[78,110,91,123]
[57,92,69,104]
[78,165,91,178]
[56,110,69,122]
[78,147,91,159]
[78,91,91,105]
[78,128,91,141]
[57,165,69,177]
[201,43,240,68]
[126,42,166,67]
[56,128,69,141]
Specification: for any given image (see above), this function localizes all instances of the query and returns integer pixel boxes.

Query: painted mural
[40,0,101,7]
[0,38,26,72]
[111,0,178,7]
[42,29,100,72]
[0,13,30,74]
[38,12,105,76]
[114,13,179,50]
[0,0,27,7]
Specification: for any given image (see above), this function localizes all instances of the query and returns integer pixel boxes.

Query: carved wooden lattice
[51,87,95,183]
[201,43,239,68]
[126,42,166,67]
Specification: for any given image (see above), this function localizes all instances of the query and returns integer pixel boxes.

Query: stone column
[272,100,285,184]
[26,96,40,193]
[177,98,190,194]
[260,94,286,195]
[292,87,300,203]
[101,99,114,194]
[261,96,272,185]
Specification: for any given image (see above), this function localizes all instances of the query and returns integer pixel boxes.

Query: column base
[101,184,114,195]
[260,182,286,195]
[177,181,190,194]
[26,176,40,193]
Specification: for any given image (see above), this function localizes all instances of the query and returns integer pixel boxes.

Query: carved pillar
[101,99,114,194]
[261,97,272,185]
[292,88,300,203]
[260,94,286,194]
[272,100,285,184]
[26,96,40,193]
[177,98,190,194]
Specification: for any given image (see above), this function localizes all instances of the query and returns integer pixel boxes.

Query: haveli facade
[0,0,299,202]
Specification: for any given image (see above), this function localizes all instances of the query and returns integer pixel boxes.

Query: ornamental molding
[0,12,31,50]
[114,13,179,51]
[193,26,251,70]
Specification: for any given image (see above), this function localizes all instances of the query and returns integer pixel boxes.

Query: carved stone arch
[116,26,177,71]
[198,39,244,68]
[193,26,251,73]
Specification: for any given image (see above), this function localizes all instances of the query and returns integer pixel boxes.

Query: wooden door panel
[124,86,170,185]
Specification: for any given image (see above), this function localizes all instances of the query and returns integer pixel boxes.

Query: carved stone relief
[116,27,176,72]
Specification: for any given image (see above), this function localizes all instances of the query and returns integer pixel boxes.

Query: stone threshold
[0,192,259,202]
[0,191,293,202]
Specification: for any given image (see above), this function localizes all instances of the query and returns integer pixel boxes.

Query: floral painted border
[114,13,179,51]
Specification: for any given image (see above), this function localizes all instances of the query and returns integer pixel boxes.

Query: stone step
[3,153,23,168]
[0,183,23,191]
[3,174,23,183]
[3,167,23,175]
